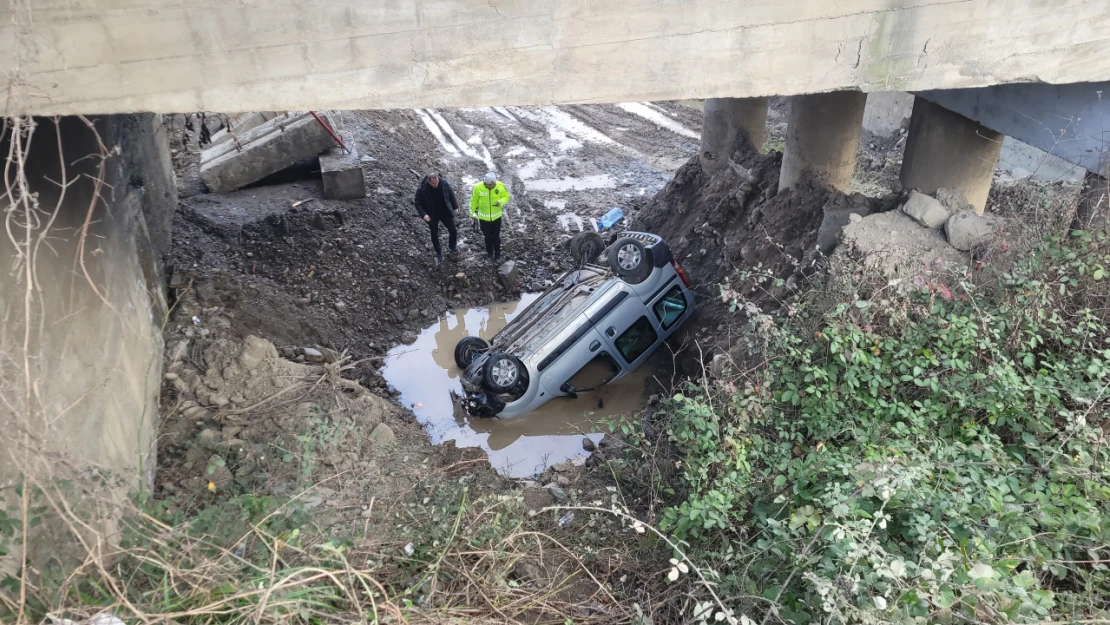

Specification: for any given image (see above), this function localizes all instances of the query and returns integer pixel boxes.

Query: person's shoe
[486,252,494,260]
[435,253,443,266]
[494,253,501,262]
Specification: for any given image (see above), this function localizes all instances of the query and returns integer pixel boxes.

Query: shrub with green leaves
[659,231,1110,623]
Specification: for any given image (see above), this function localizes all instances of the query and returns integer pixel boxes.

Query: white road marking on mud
[414,109,460,156]
[547,127,582,151]
[427,109,497,172]
[517,158,547,179]
[512,106,617,148]
[617,102,701,140]
[527,175,616,192]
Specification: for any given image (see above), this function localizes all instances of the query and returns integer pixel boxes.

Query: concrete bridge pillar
[899,98,1003,214]
[700,97,769,172]
[1075,173,1109,231]
[779,91,868,192]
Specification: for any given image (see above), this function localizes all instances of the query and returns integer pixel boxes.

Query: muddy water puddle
[380,294,652,477]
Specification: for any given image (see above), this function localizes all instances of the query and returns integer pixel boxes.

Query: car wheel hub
[490,359,517,386]
[617,244,641,270]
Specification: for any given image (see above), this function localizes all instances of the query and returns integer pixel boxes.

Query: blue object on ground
[598,207,623,229]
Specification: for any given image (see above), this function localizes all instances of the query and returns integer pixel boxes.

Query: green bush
[659,231,1110,623]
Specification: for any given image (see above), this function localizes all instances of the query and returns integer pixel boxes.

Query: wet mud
[380,295,654,477]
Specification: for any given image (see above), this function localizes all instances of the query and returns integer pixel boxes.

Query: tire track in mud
[413,104,699,239]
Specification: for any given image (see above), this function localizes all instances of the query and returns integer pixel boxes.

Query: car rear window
[615,316,658,363]
[652,286,687,329]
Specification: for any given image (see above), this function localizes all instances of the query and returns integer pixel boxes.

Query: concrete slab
[320,146,366,200]
[211,111,280,146]
[200,112,338,193]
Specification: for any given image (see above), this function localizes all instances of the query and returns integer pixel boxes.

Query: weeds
[639,229,1110,623]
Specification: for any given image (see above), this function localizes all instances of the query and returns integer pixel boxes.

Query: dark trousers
[428,213,457,256]
[479,217,502,258]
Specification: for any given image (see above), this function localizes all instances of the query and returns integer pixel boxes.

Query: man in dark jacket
[414,173,460,265]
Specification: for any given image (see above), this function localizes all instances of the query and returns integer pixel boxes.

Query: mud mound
[638,136,898,315]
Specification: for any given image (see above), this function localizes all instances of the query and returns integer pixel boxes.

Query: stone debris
[935,187,975,214]
[200,111,347,193]
[302,347,326,363]
[836,210,968,279]
[497,260,520,289]
[816,193,878,254]
[901,191,951,229]
[945,210,1003,251]
[368,423,396,447]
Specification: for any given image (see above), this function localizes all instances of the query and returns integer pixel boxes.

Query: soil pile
[637,134,899,325]
[158,284,501,510]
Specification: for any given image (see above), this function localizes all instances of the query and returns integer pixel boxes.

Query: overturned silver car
[454,231,695,418]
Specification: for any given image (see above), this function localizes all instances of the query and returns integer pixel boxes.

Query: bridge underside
[2,0,1109,116]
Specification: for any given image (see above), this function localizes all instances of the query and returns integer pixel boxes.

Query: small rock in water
[582,437,596,452]
[401,331,418,345]
[303,347,326,363]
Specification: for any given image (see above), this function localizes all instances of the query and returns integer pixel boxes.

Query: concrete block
[945,210,1003,251]
[211,111,280,146]
[200,112,337,192]
[320,146,366,200]
[901,191,950,229]
[816,193,875,254]
[498,260,520,289]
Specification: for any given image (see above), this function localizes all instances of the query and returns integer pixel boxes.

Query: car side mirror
[559,382,579,399]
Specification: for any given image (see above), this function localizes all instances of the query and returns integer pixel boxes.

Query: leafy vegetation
[657,231,1110,623]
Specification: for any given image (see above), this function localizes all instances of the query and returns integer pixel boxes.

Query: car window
[652,286,687,330]
[615,316,658,363]
[567,353,619,389]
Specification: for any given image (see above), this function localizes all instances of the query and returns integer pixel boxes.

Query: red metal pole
[310,111,349,153]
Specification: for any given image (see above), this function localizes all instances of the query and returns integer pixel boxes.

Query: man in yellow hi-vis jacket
[469,172,511,260]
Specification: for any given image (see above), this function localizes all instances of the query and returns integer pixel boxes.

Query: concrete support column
[700,97,769,172]
[899,98,1003,214]
[779,91,868,192]
[1074,172,1109,231]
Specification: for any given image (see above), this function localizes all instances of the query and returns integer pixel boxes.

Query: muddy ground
[160,98,1083,500]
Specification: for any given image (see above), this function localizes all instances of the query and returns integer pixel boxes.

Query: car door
[596,297,661,372]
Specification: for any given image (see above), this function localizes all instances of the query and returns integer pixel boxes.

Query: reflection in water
[380,295,650,477]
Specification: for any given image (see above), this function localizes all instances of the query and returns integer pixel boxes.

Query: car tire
[608,237,653,284]
[570,231,605,265]
[483,352,525,394]
[453,336,490,369]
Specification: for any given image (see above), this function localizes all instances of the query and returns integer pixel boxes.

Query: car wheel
[483,352,525,394]
[608,237,653,284]
[454,336,490,369]
[570,231,605,265]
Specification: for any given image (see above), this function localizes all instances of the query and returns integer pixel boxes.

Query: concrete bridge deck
[3,0,1109,116]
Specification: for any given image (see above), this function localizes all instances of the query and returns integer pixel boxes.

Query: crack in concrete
[487,0,504,19]
[853,38,864,69]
